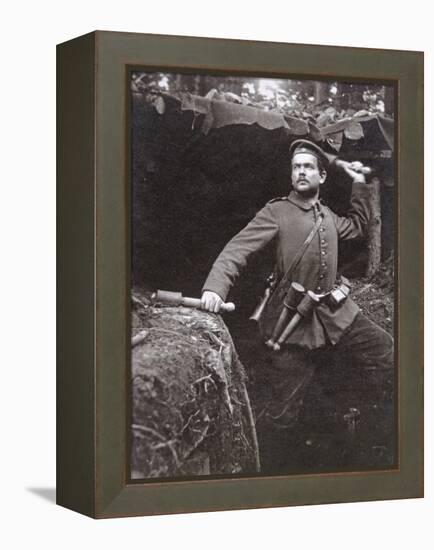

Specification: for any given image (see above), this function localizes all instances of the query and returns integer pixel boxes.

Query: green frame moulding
[57,30,424,519]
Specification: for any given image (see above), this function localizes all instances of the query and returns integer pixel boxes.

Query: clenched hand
[201,291,224,313]
[335,159,370,184]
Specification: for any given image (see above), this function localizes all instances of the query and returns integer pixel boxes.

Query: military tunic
[202,182,370,349]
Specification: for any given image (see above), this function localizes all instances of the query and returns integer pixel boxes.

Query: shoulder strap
[267,196,289,204]
[268,211,324,309]
[287,212,324,278]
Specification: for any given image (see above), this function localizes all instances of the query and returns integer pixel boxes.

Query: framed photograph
[57,31,423,518]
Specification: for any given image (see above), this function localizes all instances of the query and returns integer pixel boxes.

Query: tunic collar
[287,191,322,212]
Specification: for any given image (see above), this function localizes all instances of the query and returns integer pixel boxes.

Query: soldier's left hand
[335,159,370,184]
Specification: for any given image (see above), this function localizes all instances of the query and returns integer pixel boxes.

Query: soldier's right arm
[201,203,278,309]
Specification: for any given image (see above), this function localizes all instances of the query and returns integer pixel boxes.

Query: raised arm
[331,160,371,241]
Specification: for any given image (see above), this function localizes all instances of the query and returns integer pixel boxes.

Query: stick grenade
[152,290,235,313]
[273,291,320,351]
[265,282,305,348]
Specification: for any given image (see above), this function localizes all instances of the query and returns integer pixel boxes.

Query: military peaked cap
[289,139,333,167]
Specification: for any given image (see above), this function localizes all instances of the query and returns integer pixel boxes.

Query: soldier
[200,139,394,472]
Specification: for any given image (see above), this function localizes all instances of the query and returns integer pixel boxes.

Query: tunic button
[321,251,326,255]
[322,262,326,267]
[319,274,324,279]
[321,239,325,244]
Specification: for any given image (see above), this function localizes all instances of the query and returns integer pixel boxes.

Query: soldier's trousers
[254,312,395,470]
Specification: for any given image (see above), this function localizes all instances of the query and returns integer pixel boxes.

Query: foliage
[131,71,393,128]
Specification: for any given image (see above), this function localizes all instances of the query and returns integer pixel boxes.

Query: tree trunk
[314,81,329,105]
[366,177,382,277]
[384,86,395,117]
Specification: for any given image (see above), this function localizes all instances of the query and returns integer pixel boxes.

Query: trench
[131,107,396,474]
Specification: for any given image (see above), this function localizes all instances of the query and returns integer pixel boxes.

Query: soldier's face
[291,153,326,197]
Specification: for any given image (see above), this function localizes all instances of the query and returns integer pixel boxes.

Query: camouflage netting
[130,290,259,479]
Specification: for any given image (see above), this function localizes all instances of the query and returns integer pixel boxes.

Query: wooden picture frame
[57,30,423,518]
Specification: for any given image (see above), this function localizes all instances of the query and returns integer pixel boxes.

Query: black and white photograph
[129,70,396,481]
[3,0,429,538]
